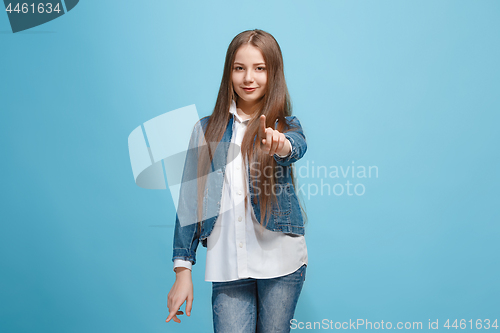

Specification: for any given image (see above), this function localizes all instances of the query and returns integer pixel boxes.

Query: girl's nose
[244,71,254,83]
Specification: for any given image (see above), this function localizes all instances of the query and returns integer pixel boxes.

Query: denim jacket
[172,113,307,265]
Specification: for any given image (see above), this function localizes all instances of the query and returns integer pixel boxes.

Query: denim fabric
[212,264,306,333]
[172,114,307,265]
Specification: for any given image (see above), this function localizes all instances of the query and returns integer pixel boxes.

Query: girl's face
[231,44,267,107]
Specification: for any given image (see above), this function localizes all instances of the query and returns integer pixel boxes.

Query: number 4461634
[5,3,61,14]
[444,319,498,330]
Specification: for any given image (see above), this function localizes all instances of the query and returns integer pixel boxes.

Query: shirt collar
[229,100,249,124]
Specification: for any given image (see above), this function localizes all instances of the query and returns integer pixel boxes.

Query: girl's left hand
[259,115,291,157]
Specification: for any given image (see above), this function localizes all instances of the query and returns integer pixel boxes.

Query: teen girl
[166,29,308,333]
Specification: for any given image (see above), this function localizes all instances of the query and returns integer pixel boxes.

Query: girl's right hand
[166,267,193,323]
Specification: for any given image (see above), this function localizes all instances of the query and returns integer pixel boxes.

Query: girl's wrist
[175,267,192,276]
[276,139,292,157]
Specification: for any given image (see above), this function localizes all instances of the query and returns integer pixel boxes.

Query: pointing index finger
[259,115,266,140]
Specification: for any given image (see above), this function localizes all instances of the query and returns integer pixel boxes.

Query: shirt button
[237,190,242,195]
[239,242,243,248]
[236,165,240,170]
[238,216,243,222]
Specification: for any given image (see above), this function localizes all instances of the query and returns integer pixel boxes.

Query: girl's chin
[237,95,265,104]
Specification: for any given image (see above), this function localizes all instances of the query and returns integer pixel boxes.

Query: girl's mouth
[243,87,256,92]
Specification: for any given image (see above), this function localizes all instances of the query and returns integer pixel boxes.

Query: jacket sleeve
[172,212,200,265]
[273,116,307,167]
[171,119,206,266]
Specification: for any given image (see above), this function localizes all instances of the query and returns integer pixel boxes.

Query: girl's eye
[257,67,266,71]
[234,66,243,71]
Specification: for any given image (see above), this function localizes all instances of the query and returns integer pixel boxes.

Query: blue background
[1,1,499,332]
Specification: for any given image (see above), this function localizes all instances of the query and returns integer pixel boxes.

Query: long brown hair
[196,29,305,230]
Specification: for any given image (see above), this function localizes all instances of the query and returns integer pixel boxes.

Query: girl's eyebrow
[233,62,266,66]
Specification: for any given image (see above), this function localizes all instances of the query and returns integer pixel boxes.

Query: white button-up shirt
[174,100,308,281]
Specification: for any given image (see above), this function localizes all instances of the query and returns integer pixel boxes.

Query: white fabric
[174,100,308,281]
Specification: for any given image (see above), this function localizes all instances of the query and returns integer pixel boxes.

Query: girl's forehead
[234,45,265,62]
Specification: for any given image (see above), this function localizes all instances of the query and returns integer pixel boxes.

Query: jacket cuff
[172,248,197,266]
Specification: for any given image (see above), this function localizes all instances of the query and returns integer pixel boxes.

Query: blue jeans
[212,264,306,333]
